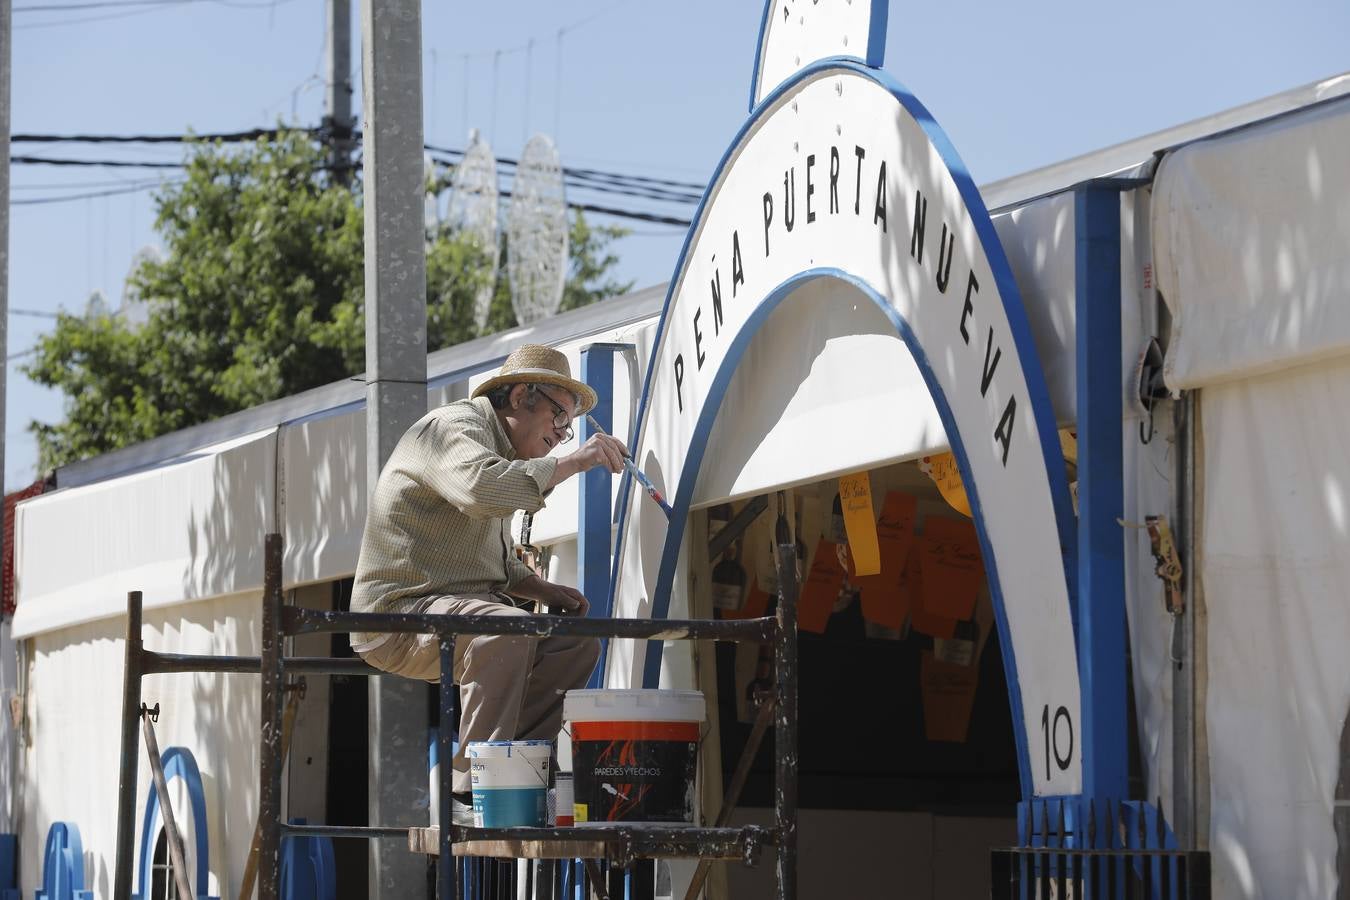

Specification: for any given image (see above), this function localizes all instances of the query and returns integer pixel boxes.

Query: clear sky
[7,0,1349,490]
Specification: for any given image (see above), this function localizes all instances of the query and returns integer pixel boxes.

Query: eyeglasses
[533,386,575,442]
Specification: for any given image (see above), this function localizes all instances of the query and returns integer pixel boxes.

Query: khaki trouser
[356,593,601,793]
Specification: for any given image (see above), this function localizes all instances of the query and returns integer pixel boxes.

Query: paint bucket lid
[564,689,705,724]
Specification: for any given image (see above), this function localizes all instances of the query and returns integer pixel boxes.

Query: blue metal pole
[1074,184,1129,803]
[578,343,626,689]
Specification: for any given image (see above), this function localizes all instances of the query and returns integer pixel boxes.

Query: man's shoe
[451,792,475,828]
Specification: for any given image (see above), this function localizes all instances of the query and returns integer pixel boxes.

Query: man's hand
[548,433,627,488]
[509,574,591,616]
[539,582,590,617]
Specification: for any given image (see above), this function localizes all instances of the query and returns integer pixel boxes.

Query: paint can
[552,772,574,826]
[467,740,551,827]
[564,689,704,826]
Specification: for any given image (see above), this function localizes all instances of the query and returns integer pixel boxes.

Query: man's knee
[357,639,442,682]
[570,636,602,676]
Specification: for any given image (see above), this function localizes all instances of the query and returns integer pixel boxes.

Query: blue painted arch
[135,746,218,900]
[610,59,1080,798]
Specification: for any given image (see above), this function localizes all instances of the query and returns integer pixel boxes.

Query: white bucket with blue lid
[467,740,552,827]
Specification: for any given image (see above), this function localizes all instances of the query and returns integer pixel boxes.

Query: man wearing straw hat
[350,344,628,824]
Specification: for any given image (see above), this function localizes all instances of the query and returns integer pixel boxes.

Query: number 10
[1040,704,1074,780]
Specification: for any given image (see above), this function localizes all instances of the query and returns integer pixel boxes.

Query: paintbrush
[585,415,674,519]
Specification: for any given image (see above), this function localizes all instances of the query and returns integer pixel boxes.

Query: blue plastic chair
[280,819,336,900]
[34,822,92,900]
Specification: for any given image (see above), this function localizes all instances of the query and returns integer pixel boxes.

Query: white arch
[608,61,1081,797]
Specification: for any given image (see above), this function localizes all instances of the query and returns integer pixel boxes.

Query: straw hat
[472,344,598,416]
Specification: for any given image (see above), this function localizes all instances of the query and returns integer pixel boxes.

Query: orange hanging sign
[917,515,984,622]
[856,492,918,629]
[798,538,846,634]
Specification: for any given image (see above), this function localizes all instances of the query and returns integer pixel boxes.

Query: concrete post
[360,0,428,896]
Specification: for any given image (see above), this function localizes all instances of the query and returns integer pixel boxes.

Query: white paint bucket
[467,740,552,827]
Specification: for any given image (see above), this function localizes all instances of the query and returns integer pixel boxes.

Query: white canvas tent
[1152,89,1350,897]
[5,73,1350,899]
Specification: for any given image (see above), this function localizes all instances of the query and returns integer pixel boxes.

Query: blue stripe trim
[609,61,1076,797]
[580,344,618,688]
[1074,186,1129,801]
[865,1,888,68]
[747,0,775,113]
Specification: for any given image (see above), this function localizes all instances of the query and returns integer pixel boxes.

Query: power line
[12,155,183,169]
[11,132,697,222]
[566,202,687,227]
[13,127,301,144]
[14,0,299,30]
[16,0,193,12]
[440,1,626,65]
[422,142,705,193]
[426,157,701,207]
[15,131,707,193]
[15,3,177,29]
[15,129,707,194]
[11,181,176,206]
[13,177,156,189]
[10,309,61,318]
[494,189,689,228]
[564,165,706,194]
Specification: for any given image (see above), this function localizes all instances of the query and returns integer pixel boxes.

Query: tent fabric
[992,191,1077,424]
[1200,356,1350,899]
[18,593,258,899]
[0,622,16,834]
[280,405,366,587]
[1153,97,1350,391]
[1120,185,1181,828]
[12,429,277,639]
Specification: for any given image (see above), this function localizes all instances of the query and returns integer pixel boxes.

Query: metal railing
[990,798,1210,899]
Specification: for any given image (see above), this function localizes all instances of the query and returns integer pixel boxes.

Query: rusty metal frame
[112,531,800,900]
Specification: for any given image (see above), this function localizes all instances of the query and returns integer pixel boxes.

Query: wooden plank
[407,826,767,861]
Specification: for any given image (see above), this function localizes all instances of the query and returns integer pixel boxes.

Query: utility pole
[325,0,354,182]
[1,0,10,509]
[0,0,10,838]
[360,0,428,897]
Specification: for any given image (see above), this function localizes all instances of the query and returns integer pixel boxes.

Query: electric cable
[14,0,298,30]
[15,132,707,194]
[11,181,179,206]
[12,156,183,169]
[13,127,312,144]
[12,134,696,223]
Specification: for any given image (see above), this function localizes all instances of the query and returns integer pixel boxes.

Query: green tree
[25,132,634,470]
